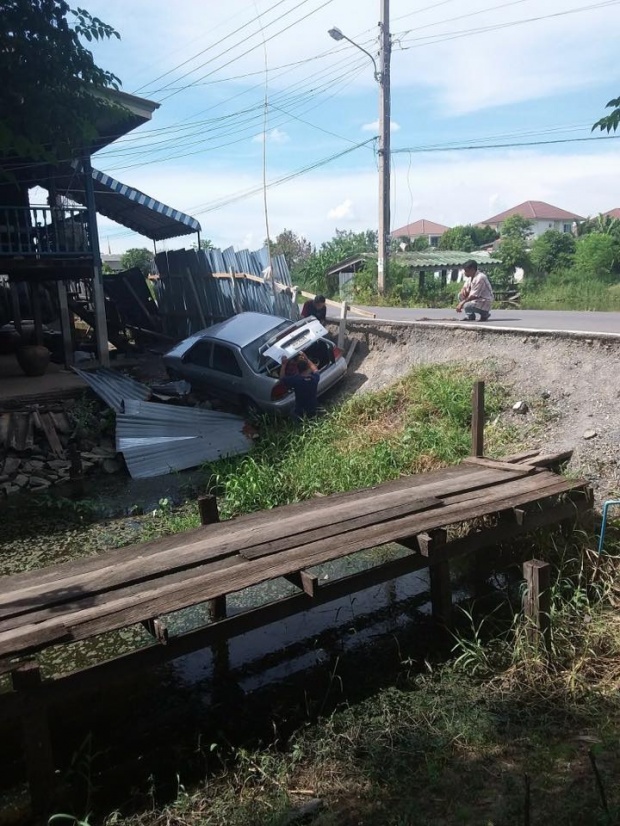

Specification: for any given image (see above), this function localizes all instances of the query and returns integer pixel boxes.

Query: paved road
[348,306,620,336]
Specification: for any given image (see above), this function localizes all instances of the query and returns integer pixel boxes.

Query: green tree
[191,239,214,251]
[576,214,620,238]
[439,226,475,251]
[439,224,498,251]
[267,229,312,272]
[410,236,430,251]
[120,247,154,276]
[499,215,533,241]
[593,96,620,133]
[530,230,576,275]
[573,233,620,282]
[296,229,377,295]
[0,1,121,163]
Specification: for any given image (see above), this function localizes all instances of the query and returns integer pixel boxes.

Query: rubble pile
[0,402,122,498]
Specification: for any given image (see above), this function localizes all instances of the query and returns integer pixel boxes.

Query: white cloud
[361,120,401,133]
[252,128,290,144]
[327,199,355,220]
[99,147,620,255]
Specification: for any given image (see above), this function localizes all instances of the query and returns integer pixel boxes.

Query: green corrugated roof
[326,250,501,276]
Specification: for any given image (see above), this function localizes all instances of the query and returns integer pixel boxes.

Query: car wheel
[240,395,262,417]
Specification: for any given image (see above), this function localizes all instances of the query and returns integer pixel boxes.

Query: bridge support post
[418,529,452,628]
[12,662,55,815]
[198,495,230,686]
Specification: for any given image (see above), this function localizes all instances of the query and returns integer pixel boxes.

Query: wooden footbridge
[0,384,593,811]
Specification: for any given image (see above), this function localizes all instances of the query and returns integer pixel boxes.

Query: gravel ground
[341,321,620,503]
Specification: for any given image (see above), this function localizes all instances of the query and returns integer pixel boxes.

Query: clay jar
[16,344,51,377]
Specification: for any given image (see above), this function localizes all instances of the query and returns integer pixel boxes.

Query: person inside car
[280,352,320,419]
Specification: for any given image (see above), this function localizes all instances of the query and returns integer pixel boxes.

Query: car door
[210,343,244,403]
[180,340,214,391]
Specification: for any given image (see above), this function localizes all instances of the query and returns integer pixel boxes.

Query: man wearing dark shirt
[280,352,320,419]
[301,294,327,324]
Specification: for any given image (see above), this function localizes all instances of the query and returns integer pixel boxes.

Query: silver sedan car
[163,312,347,415]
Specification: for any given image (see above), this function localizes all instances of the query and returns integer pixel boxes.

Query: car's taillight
[271,382,289,401]
[333,346,343,360]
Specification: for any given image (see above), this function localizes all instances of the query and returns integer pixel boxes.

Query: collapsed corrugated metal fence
[155,246,299,340]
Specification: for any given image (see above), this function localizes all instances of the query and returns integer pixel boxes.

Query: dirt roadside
[341,321,620,503]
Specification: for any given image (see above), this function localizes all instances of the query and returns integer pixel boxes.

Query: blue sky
[81,0,620,253]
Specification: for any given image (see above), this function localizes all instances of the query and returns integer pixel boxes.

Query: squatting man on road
[456,260,494,321]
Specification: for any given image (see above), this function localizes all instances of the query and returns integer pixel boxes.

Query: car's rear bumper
[260,358,347,416]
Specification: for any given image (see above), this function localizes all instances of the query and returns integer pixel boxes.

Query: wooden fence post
[523,559,551,653]
[337,301,348,351]
[471,380,485,458]
[12,662,55,814]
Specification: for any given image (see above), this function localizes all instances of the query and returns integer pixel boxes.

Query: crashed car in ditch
[163,311,347,415]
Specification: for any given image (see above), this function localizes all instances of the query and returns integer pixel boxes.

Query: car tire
[240,395,262,417]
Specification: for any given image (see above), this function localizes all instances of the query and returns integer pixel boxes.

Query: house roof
[480,200,584,225]
[391,218,451,237]
[603,208,620,220]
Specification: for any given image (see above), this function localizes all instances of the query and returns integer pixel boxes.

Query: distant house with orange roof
[479,200,584,239]
[603,208,620,220]
[391,218,450,248]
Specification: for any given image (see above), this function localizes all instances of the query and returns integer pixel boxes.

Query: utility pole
[377,0,391,296]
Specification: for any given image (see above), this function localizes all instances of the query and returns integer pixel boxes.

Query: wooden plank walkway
[0,456,589,664]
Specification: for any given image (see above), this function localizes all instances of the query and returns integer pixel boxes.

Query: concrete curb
[342,316,620,344]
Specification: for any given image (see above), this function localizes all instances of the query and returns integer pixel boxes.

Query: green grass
[202,364,506,519]
[521,278,620,311]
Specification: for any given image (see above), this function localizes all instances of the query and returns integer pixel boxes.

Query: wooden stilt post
[57,280,74,368]
[471,380,485,458]
[10,280,23,337]
[418,529,452,628]
[523,559,551,653]
[12,662,55,814]
[31,283,44,346]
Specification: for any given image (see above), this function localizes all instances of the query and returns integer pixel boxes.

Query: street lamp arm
[328,27,380,82]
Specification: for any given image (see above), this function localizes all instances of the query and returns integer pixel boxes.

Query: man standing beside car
[280,352,320,419]
[301,294,327,324]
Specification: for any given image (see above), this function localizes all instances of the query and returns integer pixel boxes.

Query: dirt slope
[343,321,620,503]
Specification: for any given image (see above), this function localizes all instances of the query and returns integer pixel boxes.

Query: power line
[132,0,294,94]
[392,134,620,153]
[157,0,335,102]
[103,137,376,239]
[396,0,534,33]
[397,1,620,48]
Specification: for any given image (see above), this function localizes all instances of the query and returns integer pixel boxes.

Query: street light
[328,27,381,82]
[328,3,391,295]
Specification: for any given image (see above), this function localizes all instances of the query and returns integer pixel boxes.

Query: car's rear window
[241,320,291,371]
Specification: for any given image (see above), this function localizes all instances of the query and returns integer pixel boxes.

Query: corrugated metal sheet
[74,367,152,412]
[154,246,299,341]
[116,400,253,478]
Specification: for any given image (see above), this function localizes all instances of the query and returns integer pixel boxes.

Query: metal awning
[88,168,201,241]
